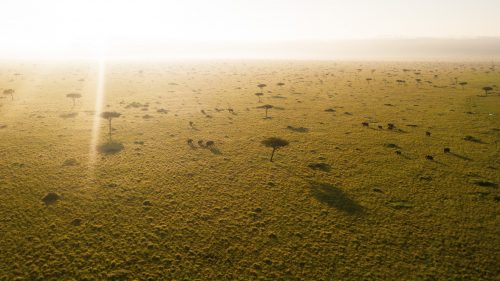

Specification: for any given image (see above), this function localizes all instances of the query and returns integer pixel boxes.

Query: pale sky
[1,0,499,59]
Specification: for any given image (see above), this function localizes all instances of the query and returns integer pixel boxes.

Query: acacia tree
[276,82,285,88]
[255,92,263,103]
[262,137,289,162]
[100,111,121,142]
[3,89,14,100]
[482,86,493,95]
[258,104,273,118]
[459,82,468,90]
[66,93,82,107]
[257,83,267,94]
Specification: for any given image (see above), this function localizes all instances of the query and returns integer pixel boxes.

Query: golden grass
[0,61,498,280]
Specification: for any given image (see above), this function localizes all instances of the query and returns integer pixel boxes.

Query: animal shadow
[449,152,472,161]
[209,147,222,155]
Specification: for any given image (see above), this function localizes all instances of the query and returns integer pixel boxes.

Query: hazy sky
[1,0,499,58]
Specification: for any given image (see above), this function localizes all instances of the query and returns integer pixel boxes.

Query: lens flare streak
[88,59,106,171]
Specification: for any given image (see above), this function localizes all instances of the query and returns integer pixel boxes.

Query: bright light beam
[87,57,106,173]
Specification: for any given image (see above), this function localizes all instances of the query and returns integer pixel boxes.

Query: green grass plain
[0,61,499,280]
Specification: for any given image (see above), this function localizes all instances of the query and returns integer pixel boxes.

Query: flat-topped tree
[66,93,82,107]
[277,82,285,88]
[3,89,14,100]
[258,104,273,118]
[255,92,263,103]
[257,83,267,94]
[482,86,493,95]
[100,111,121,142]
[262,137,289,162]
[459,82,468,90]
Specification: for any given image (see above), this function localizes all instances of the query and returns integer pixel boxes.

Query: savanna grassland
[0,60,499,280]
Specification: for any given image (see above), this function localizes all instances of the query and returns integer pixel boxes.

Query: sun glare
[1,0,499,60]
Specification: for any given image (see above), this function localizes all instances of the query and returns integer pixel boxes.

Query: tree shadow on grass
[287,125,309,133]
[310,182,363,215]
[98,142,124,155]
[308,163,331,172]
[59,112,78,119]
